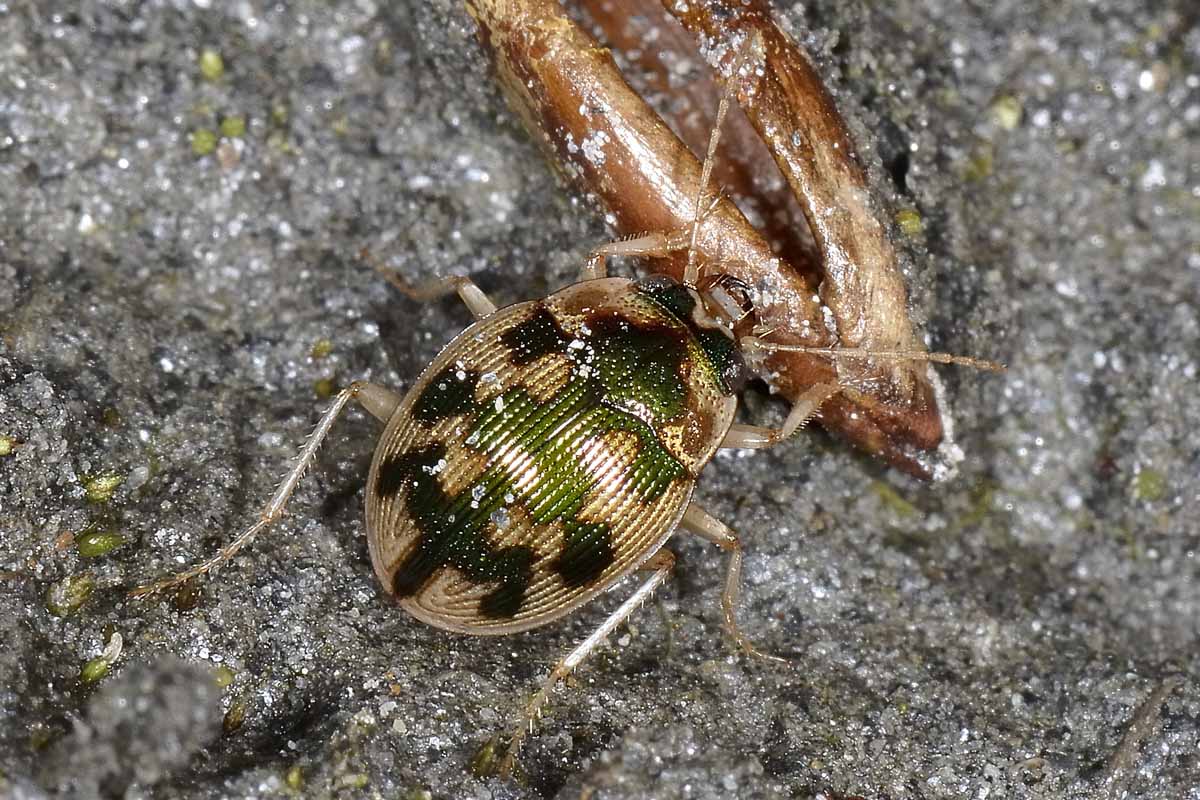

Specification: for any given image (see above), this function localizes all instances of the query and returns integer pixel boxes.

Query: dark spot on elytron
[554,521,614,587]
[501,305,571,365]
[382,444,450,595]
[376,442,445,498]
[696,329,746,395]
[478,545,536,618]
[375,457,406,498]
[414,366,480,424]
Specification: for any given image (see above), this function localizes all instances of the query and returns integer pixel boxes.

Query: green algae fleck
[199,49,225,81]
[77,528,127,558]
[191,128,218,156]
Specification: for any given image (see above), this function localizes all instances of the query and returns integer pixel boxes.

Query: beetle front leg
[581,232,672,281]
[680,505,787,665]
[492,549,676,778]
[578,220,712,282]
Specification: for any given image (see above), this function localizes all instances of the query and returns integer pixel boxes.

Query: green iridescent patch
[636,277,742,395]
[694,329,745,394]
[501,300,694,426]
[587,314,688,425]
[636,276,696,321]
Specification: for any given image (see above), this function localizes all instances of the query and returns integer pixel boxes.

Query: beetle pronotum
[132,33,997,777]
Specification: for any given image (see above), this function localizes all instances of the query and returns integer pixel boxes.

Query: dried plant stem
[463,0,953,477]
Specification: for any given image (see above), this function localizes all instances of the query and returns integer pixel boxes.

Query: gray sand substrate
[1,2,1197,798]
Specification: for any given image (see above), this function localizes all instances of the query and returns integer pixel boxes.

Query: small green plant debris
[310,338,334,359]
[219,115,246,138]
[80,633,123,684]
[470,736,500,777]
[28,723,55,751]
[314,377,336,399]
[339,774,370,790]
[46,573,95,617]
[80,656,111,684]
[963,145,994,181]
[199,49,225,81]
[77,528,127,558]
[990,95,1023,130]
[956,483,997,530]
[285,765,304,791]
[895,208,923,238]
[0,435,15,456]
[173,579,202,611]
[872,481,917,517]
[223,700,247,734]
[83,474,123,503]
[469,734,519,779]
[191,128,218,156]
[213,665,237,688]
[1132,468,1166,502]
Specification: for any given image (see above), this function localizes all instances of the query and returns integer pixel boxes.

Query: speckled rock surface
[1,1,1197,799]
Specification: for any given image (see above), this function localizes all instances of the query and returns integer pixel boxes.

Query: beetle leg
[130,381,382,598]
[680,504,787,665]
[355,383,403,423]
[496,549,676,778]
[579,195,725,281]
[720,382,841,449]
[380,271,497,320]
[579,229,693,281]
[361,247,497,319]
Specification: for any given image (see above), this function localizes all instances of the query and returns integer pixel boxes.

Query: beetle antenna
[685,31,766,286]
[743,340,1006,373]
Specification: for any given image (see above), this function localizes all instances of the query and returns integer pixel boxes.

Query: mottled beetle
[132,36,997,776]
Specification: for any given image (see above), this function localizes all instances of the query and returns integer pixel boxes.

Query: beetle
[132,234,842,773]
[131,38,996,776]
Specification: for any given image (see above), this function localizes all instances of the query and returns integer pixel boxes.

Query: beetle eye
[724,346,749,394]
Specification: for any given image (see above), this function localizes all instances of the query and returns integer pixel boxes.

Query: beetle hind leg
[489,549,676,778]
[129,381,385,599]
[381,272,497,320]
